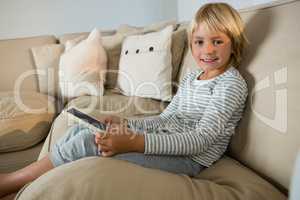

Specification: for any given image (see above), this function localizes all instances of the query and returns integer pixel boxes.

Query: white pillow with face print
[117,25,173,101]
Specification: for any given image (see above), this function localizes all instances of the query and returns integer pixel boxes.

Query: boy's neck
[198,65,230,80]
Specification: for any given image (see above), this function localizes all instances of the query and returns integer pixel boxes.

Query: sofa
[0,0,299,199]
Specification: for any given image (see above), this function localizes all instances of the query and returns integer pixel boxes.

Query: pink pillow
[59,28,107,101]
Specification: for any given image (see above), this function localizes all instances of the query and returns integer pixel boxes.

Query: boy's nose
[203,43,215,54]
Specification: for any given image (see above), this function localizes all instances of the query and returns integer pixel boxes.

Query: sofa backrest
[0,29,116,93]
[0,36,57,92]
[178,0,300,191]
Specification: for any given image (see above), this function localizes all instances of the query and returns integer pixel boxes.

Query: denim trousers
[49,124,204,177]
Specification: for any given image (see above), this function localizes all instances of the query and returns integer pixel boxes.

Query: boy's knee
[69,124,94,136]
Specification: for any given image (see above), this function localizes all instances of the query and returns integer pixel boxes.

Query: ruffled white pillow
[59,28,107,101]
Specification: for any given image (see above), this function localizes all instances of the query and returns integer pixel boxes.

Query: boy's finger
[101,151,114,157]
[98,139,108,146]
[99,145,110,152]
[95,138,102,144]
[100,132,109,139]
[105,117,112,124]
[95,133,101,138]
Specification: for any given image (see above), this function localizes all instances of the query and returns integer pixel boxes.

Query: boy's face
[191,23,232,72]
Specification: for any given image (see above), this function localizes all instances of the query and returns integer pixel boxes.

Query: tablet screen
[67,108,106,131]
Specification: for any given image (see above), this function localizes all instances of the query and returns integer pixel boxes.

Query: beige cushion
[25,98,284,200]
[117,26,173,101]
[59,29,107,101]
[228,0,300,190]
[0,92,55,153]
[17,156,285,200]
[176,45,199,84]
[178,0,300,190]
[0,35,57,92]
[31,44,65,97]
[170,26,187,84]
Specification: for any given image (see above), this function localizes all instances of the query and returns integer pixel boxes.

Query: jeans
[50,124,204,177]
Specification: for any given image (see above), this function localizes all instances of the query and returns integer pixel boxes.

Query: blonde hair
[190,3,248,68]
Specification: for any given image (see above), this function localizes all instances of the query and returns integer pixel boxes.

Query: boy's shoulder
[220,67,247,85]
[215,67,248,95]
[180,69,201,83]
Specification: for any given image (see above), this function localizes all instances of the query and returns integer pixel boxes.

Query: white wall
[0,0,177,40]
[0,0,277,40]
[177,0,277,21]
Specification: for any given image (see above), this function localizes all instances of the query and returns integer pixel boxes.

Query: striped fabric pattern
[127,66,248,167]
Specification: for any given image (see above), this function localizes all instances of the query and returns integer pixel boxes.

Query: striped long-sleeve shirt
[127,66,248,167]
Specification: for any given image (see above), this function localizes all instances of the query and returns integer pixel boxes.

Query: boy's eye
[194,40,203,46]
[213,40,224,45]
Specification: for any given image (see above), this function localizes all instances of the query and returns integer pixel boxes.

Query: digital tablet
[66,108,107,134]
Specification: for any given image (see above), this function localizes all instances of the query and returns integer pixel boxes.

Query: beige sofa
[0,0,299,199]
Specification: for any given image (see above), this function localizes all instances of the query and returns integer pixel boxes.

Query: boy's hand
[94,123,144,157]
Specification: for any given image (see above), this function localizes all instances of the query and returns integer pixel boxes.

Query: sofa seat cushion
[16,156,285,200]
[0,92,55,153]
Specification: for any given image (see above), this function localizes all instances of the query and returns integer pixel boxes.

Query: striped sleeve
[127,72,192,132]
[144,77,248,155]
[127,90,180,132]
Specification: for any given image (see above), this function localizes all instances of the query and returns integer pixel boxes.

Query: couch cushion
[171,26,187,85]
[0,35,57,92]
[16,156,285,200]
[31,44,65,97]
[0,92,55,153]
[229,0,300,190]
[178,0,300,190]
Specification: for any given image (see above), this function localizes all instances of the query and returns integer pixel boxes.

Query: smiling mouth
[200,58,219,63]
